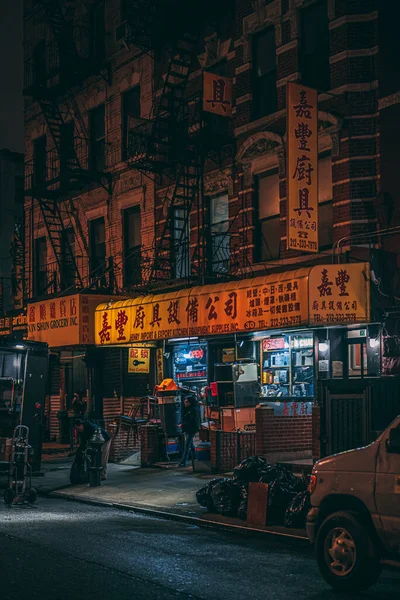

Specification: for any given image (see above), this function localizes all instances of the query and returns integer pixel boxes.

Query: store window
[318,154,333,249]
[252,27,277,119]
[172,207,189,278]
[257,170,280,261]
[172,344,208,384]
[122,86,141,160]
[300,0,330,91]
[261,332,314,399]
[347,328,381,378]
[90,104,105,172]
[123,206,142,286]
[209,193,229,274]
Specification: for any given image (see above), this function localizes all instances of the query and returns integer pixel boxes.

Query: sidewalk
[0,458,308,540]
[46,460,307,541]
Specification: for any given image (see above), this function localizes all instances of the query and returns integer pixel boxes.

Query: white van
[306,415,400,591]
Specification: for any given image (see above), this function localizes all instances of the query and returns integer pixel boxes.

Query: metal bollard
[88,428,105,487]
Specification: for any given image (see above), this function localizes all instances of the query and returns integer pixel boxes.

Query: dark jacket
[181,403,200,435]
[78,421,111,450]
[72,396,87,417]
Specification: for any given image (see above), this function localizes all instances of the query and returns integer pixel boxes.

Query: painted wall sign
[27,295,116,347]
[287,82,318,253]
[128,347,150,373]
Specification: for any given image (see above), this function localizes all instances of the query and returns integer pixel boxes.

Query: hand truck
[4,425,37,505]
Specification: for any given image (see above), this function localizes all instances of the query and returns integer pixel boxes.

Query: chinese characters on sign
[309,264,370,325]
[95,272,310,345]
[128,347,150,373]
[287,83,318,253]
[203,71,233,118]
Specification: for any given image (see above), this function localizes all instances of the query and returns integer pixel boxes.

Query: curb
[48,490,308,542]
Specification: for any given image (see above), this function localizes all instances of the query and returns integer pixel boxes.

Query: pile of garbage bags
[196,456,310,528]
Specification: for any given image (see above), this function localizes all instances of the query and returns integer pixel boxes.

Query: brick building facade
[22,1,400,452]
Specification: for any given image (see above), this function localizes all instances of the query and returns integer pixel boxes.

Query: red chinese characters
[115,310,128,342]
[98,312,112,344]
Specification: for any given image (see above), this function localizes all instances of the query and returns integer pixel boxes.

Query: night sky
[0,0,24,154]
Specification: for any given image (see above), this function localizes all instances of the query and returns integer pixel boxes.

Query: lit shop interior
[163,323,382,431]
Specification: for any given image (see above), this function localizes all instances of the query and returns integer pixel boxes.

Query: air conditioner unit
[115,21,128,43]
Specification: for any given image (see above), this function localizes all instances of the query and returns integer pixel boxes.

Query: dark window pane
[301,1,329,90]
[210,194,229,274]
[260,216,280,261]
[122,87,141,159]
[253,27,277,118]
[173,208,189,278]
[35,236,47,295]
[124,206,142,286]
[90,104,105,171]
[90,218,106,286]
[91,1,105,63]
[33,135,47,187]
[14,176,24,204]
[61,227,77,288]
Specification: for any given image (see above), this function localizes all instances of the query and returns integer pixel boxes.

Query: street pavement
[0,497,399,600]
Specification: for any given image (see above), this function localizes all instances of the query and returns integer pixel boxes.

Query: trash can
[56,410,69,444]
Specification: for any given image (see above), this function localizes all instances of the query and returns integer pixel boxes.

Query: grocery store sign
[95,264,370,345]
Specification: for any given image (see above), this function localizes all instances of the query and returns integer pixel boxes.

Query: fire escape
[121,0,237,290]
[23,0,111,298]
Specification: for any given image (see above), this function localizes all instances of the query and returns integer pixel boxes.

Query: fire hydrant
[88,428,105,487]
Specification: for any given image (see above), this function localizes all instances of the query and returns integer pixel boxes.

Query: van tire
[316,511,381,592]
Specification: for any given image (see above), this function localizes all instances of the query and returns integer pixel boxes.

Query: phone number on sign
[270,315,302,327]
[289,238,317,251]
[311,313,357,323]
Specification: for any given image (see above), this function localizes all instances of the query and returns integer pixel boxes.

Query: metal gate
[324,391,370,456]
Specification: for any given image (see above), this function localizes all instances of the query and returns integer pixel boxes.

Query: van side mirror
[386,427,400,453]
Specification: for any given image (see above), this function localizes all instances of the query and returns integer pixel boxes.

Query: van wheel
[316,511,381,592]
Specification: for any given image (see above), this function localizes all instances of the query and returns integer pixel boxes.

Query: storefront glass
[172,343,208,386]
[261,332,314,399]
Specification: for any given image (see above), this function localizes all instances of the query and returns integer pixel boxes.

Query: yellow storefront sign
[309,264,370,325]
[95,264,370,345]
[27,294,116,347]
[287,82,318,253]
[128,347,150,373]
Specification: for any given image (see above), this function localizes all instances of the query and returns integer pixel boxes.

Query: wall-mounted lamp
[369,338,379,349]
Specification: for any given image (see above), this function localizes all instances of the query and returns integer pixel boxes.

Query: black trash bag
[196,478,224,511]
[284,490,311,528]
[233,456,270,483]
[237,485,248,520]
[267,479,296,525]
[292,475,308,494]
[210,478,242,517]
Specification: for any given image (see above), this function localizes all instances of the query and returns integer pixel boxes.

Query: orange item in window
[156,378,178,391]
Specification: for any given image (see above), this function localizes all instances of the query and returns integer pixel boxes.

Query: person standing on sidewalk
[179,397,200,467]
[74,420,112,480]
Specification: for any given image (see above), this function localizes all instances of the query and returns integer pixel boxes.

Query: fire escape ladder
[38,197,83,290]
[10,218,25,303]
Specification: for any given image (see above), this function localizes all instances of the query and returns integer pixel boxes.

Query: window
[33,40,46,88]
[61,122,75,179]
[33,135,47,188]
[91,1,105,64]
[14,176,24,204]
[301,1,329,91]
[34,236,47,296]
[172,207,189,279]
[318,154,333,249]
[252,27,277,119]
[124,206,142,286]
[90,104,105,171]
[89,218,106,283]
[209,194,229,274]
[120,0,129,22]
[122,86,141,160]
[257,170,280,261]
[61,228,76,289]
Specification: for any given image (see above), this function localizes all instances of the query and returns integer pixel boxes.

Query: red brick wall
[140,424,162,467]
[209,430,256,473]
[255,406,312,462]
[312,406,321,461]
[107,423,141,463]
